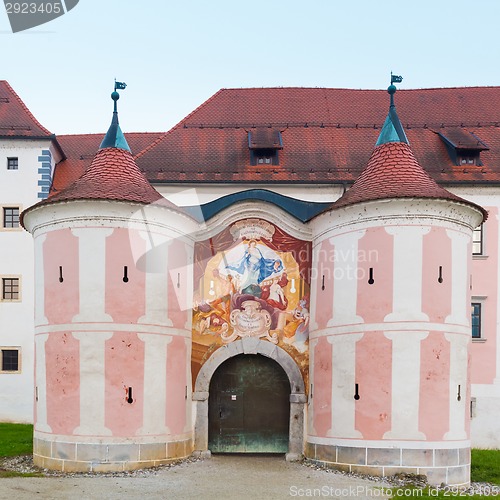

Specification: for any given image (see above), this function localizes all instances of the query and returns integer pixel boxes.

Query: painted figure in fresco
[265,274,289,311]
[226,240,283,294]
[209,270,236,317]
[193,292,229,336]
[283,296,309,353]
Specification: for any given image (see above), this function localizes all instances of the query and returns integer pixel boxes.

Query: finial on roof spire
[375,73,408,146]
[389,72,403,107]
[99,80,131,152]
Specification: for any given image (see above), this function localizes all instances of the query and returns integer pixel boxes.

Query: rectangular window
[471,302,482,339]
[2,278,19,300]
[473,224,483,255]
[7,157,18,170]
[3,207,19,228]
[1,348,20,373]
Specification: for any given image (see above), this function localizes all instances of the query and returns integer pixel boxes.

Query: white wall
[0,139,59,423]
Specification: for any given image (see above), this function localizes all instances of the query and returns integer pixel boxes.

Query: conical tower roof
[22,86,184,226]
[329,84,487,220]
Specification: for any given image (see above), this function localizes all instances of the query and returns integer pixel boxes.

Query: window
[460,156,477,165]
[2,278,19,301]
[251,149,279,166]
[257,154,273,165]
[471,302,482,339]
[473,224,483,255]
[7,157,18,170]
[1,348,20,373]
[3,207,19,228]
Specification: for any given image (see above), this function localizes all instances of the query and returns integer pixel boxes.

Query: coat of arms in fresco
[192,220,311,360]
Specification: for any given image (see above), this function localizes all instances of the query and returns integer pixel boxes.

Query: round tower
[306,84,486,486]
[22,89,198,472]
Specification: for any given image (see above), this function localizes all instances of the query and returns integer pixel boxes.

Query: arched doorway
[193,338,306,461]
[208,354,290,453]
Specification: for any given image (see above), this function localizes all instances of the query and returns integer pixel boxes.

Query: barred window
[3,207,19,228]
[2,278,19,300]
[7,157,18,170]
[1,349,20,373]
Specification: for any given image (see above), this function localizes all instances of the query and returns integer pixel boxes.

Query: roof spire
[99,80,131,152]
[375,73,408,146]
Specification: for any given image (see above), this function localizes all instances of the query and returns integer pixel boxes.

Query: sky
[1,0,500,135]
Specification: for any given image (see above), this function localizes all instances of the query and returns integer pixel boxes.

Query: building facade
[2,81,500,485]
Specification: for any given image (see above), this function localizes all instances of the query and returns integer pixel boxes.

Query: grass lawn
[472,449,500,485]
[0,422,41,477]
[0,423,33,457]
[390,449,500,498]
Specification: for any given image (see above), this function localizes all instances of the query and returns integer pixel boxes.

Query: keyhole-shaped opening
[438,266,443,284]
[457,384,461,402]
[310,383,314,399]
[177,273,181,289]
[126,387,134,404]
[354,383,360,400]
[59,266,64,283]
[35,386,38,402]
[185,385,188,400]
[123,266,129,283]
[368,267,374,285]
[321,275,325,291]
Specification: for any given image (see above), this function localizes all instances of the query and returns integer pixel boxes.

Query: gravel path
[0,455,393,500]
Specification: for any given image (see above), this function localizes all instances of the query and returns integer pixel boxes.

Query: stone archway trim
[193,337,306,461]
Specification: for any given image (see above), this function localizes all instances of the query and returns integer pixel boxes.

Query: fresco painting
[192,219,311,384]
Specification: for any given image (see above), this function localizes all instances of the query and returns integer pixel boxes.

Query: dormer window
[460,156,476,165]
[255,149,276,165]
[437,129,488,166]
[248,128,283,166]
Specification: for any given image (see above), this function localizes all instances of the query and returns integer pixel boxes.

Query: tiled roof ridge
[218,85,500,92]
[135,89,226,160]
[1,80,53,136]
[58,131,163,138]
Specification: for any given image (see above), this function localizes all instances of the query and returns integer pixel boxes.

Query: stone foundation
[305,442,470,486]
[33,437,193,472]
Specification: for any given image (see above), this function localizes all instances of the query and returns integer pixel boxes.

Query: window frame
[472,223,484,256]
[0,347,21,374]
[2,206,21,230]
[471,301,483,340]
[6,157,18,170]
[250,148,279,166]
[1,275,22,302]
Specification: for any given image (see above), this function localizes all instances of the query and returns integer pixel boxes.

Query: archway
[193,338,306,461]
[208,354,290,453]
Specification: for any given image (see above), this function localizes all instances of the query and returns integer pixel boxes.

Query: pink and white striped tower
[306,84,486,486]
[22,90,197,472]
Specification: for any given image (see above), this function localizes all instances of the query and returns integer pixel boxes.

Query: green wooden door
[208,354,290,453]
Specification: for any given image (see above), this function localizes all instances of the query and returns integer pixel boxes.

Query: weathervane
[111,80,127,112]
[114,80,127,91]
[391,72,403,85]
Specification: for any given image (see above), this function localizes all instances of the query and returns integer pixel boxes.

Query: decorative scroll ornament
[221,300,278,344]
[230,219,276,242]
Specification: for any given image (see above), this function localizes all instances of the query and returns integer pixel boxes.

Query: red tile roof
[51,132,165,194]
[0,80,53,138]
[40,147,167,205]
[51,87,500,189]
[329,141,487,219]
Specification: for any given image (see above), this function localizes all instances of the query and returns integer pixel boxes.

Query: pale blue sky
[1,0,499,135]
